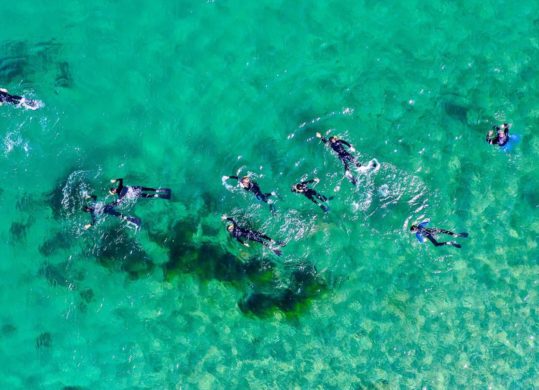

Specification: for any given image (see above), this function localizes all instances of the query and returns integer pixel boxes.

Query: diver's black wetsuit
[413,221,468,248]
[225,217,282,255]
[319,136,362,185]
[291,179,332,212]
[486,124,509,147]
[112,178,171,201]
[84,195,141,229]
[225,176,275,212]
[0,89,39,109]
[0,90,23,105]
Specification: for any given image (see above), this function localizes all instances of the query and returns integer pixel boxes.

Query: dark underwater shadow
[0,39,72,88]
[157,214,328,318]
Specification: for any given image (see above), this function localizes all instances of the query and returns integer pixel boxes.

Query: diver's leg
[435,229,467,238]
[344,163,358,185]
[426,234,461,248]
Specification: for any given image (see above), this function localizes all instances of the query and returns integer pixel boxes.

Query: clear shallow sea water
[0,0,538,388]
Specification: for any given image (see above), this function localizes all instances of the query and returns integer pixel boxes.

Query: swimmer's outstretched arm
[84,212,97,230]
[222,175,239,181]
[300,178,319,186]
[222,215,236,224]
[235,236,249,246]
[486,132,494,144]
[316,132,328,144]
[339,139,356,152]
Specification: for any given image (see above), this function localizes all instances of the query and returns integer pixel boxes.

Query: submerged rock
[35,332,52,349]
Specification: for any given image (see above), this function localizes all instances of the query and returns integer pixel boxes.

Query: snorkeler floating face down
[240,176,250,187]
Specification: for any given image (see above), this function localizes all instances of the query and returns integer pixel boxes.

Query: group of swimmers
[4,87,516,252]
[219,131,383,255]
[82,178,171,230]
[219,129,472,254]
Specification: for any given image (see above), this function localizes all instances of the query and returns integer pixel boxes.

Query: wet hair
[292,184,304,193]
[109,187,117,194]
[329,136,338,142]
[82,206,91,212]
[226,223,234,231]
[410,225,418,231]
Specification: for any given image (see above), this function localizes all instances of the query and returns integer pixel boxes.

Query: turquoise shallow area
[1,0,538,388]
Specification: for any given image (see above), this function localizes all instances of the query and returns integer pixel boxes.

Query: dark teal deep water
[0,1,538,388]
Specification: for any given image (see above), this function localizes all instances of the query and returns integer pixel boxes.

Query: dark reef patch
[35,332,52,349]
[0,39,72,87]
[88,226,155,279]
[158,215,327,317]
[10,221,29,243]
[39,230,73,256]
[39,261,84,288]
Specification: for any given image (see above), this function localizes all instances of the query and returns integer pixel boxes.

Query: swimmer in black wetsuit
[222,215,284,255]
[222,175,276,213]
[109,178,171,203]
[82,195,141,230]
[486,123,510,147]
[0,88,41,110]
[291,178,333,212]
[316,132,379,185]
[410,220,468,248]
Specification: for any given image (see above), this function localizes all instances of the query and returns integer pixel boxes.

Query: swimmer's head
[329,136,338,143]
[226,223,234,232]
[82,206,91,212]
[109,187,118,195]
[291,184,303,193]
[410,225,418,232]
[240,176,250,186]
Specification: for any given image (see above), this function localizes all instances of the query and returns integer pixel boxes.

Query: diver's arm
[418,220,429,228]
[111,178,124,187]
[84,212,97,229]
[316,132,328,144]
[234,236,248,246]
[486,130,497,144]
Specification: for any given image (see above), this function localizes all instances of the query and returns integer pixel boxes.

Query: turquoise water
[1,0,538,388]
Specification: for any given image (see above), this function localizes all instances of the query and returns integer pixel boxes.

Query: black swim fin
[271,248,282,256]
[320,204,329,213]
[449,241,462,249]
[157,188,171,199]
[125,216,142,229]
[458,232,469,238]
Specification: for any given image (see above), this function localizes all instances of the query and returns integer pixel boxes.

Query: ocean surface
[0,0,537,388]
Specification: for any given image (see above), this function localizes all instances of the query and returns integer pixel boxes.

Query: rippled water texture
[0,1,537,388]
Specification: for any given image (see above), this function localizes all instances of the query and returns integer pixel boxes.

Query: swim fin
[271,248,282,256]
[157,188,172,199]
[458,232,469,238]
[125,216,142,230]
